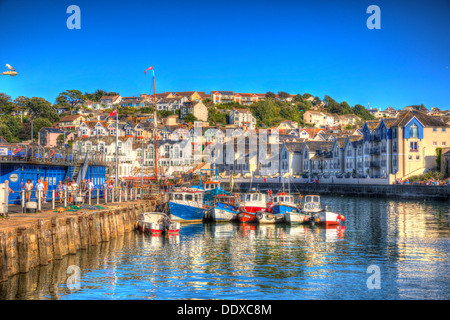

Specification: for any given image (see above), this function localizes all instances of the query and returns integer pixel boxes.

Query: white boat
[300,195,345,226]
[285,207,312,224]
[137,212,180,234]
[209,194,240,222]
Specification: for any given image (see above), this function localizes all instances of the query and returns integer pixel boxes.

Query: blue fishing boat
[269,192,298,214]
[167,169,226,221]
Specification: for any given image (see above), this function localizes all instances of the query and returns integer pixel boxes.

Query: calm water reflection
[1,196,449,300]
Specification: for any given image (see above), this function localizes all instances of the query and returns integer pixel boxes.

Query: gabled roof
[392,110,448,127]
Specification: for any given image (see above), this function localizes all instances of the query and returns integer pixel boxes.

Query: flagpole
[116,111,119,188]
[153,69,158,183]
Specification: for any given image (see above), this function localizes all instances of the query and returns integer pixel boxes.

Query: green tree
[84,89,119,102]
[302,93,313,100]
[32,118,53,138]
[56,89,86,115]
[184,113,198,123]
[277,91,290,100]
[340,101,352,114]
[352,104,375,121]
[0,93,14,115]
[27,97,59,123]
[13,96,29,122]
[265,92,276,99]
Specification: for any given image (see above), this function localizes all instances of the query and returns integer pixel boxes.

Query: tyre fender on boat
[256,212,263,220]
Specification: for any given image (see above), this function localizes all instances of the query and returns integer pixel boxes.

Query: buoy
[341,216,346,222]
[316,218,320,223]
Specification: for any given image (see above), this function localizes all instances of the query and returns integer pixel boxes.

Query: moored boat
[300,195,345,226]
[285,208,312,224]
[270,192,298,214]
[209,194,240,222]
[237,190,268,223]
[137,212,180,234]
[167,188,207,221]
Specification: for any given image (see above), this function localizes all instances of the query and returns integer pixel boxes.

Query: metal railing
[2,186,148,216]
[0,144,107,166]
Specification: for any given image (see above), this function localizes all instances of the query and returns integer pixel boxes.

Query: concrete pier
[0,200,158,283]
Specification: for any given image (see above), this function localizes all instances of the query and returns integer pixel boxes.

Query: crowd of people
[395,177,450,185]
[20,178,139,206]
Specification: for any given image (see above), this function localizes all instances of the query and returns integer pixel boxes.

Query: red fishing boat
[237,191,269,223]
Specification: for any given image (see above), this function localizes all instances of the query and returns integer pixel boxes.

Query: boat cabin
[272,192,296,204]
[214,194,239,207]
[239,192,267,205]
[203,180,221,191]
[302,195,322,211]
[168,191,203,203]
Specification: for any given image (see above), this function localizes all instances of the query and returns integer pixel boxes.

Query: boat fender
[256,212,263,220]
[316,218,320,223]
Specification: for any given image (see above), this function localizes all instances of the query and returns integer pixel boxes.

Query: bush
[408,171,445,182]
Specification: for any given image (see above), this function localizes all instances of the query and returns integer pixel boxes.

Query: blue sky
[0,0,449,110]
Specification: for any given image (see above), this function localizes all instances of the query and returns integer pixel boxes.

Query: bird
[6,64,15,71]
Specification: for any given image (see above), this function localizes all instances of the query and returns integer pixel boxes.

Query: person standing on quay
[35,178,45,204]
[56,181,65,203]
[42,177,48,203]
[24,179,33,202]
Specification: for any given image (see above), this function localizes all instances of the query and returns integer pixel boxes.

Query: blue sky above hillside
[0,0,449,110]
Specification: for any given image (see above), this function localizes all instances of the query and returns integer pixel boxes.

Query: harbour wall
[0,200,157,283]
[222,182,450,200]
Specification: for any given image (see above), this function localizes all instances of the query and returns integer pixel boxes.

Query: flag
[110,110,117,117]
[144,66,153,74]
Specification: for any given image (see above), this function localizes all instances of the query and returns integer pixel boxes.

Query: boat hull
[313,211,342,225]
[212,206,237,221]
[168,201,206,221]
[258,212,286,224]
[271,204,298,214]
[285,212,312,224]
[237,211,259,223]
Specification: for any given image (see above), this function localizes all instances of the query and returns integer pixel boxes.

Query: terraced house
[359,110,450,179]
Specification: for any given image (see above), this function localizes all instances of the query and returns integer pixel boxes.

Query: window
[443,128,447,132]
[410,124,418,138]
[433,128,437,132]
[185,194,193,201]
[408,155,413,161]
[410,141,418,152]
[175,194,183,200]
[443,142,447,146]
[432,141,437,146]
[416,155,420,161]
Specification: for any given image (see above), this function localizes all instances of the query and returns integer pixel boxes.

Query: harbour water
[1,195,449,300]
